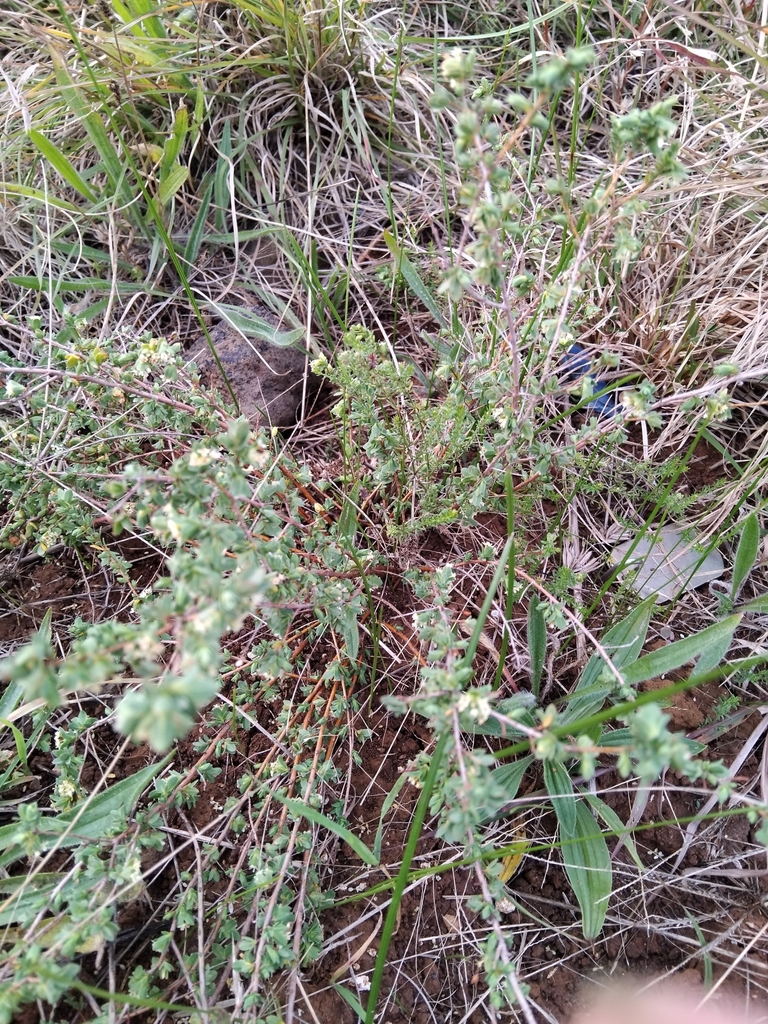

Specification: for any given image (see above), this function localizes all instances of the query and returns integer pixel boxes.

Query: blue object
[560,343,618,418]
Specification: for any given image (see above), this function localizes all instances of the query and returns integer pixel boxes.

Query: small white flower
[456,691,492,725]
[188,446,220,468]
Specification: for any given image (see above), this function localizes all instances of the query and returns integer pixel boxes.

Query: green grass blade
[183,172,214,265]
[560,799,612,939]
[583,793,645,872]
[365,733,449,1024]
[48,42,137,224]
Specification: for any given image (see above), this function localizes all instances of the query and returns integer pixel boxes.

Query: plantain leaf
[622,615,741,686]
[162,104,189,174]
[562,596,656,726]
[274,795,377,866]
[479,755,534,820]
[543,760,576,837]
[204,301,304,348]
[527,597,546,697]
[0,757,170,868]
[459,694,536,737]
[28,130,96,202]
[583,793,644,871]
[0,182,79,212]
[732,513,759,600]
[9,276,164,297]
[213,122,231,232]
[383,229,447,327]
[158,162,189,206]
[373,771,409,863]
[560,799,612,939]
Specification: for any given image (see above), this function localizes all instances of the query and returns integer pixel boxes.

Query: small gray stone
[610,525,724,603]
[189,303,316,427]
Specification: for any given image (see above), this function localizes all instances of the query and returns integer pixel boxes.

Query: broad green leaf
[732,513,759,600]
[560,800,612,939]
[204,301,305,348]
[583,794,644,872]
[690,627,737,682]
[162,104,189,175]
[0,757,169,868]
[383,230,447,327]
[562,596,656,725]
[333,984,367,1020]
[28,131,96,202]
[622,615,741,686]
[527,597,546,697]
[736,595,768,615]
[598,728,705,756]
[544,760,576,837]
[274,795,377,866]
[479,755,534,820]
[158,162,189,207]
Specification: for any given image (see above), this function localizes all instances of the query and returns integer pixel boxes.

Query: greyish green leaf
[560,799,612,939]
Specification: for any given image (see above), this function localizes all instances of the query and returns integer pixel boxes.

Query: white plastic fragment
[610,525,724,604]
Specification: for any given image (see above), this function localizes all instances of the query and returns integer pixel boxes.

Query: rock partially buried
[189,302,316,428]
[610,525,724,603]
